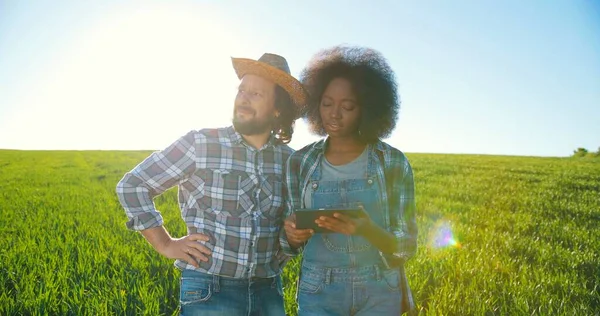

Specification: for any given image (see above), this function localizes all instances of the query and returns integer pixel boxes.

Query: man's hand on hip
[140,226,212,268]
[161,234,212,268]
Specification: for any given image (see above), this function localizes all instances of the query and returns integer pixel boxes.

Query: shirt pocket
[261,174,284,221]
[198,169,251,217]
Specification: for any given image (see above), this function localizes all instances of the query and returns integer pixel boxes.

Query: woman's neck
[327,135,365,152]
[324,135,367,165]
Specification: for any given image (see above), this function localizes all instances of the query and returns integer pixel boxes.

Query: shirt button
[312,183,318,189]
[367,179,373,185]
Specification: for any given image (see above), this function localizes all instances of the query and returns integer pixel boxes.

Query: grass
[0,149,598,315]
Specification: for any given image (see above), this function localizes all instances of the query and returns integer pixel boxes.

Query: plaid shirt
[116,126,293,278]
[279,138,418,312]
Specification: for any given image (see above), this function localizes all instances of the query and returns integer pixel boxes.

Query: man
[116,53,307,315]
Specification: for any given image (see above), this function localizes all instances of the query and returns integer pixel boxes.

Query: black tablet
[295,208,363,233]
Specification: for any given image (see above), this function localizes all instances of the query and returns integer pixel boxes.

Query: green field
[1,149,598,315]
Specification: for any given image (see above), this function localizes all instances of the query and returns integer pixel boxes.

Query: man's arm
[140,226,210,268]
[279,154,313,256]
[116,131,211,266]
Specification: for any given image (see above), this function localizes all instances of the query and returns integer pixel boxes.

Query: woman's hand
[314,206,372,235]
[284,213,314,249]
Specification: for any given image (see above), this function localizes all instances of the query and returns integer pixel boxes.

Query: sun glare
[2,5,259,150]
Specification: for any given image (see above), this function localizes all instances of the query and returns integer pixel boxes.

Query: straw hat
[232,53,308,109]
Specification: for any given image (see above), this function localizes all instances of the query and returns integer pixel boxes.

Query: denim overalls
[297,150,402,315]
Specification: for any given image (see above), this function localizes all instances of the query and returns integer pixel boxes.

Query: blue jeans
[297,263,402,316]
[179,269,285,316]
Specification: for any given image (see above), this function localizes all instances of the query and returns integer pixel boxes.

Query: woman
[280,46,418,315]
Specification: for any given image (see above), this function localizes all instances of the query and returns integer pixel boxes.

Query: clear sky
[1,0,599,157]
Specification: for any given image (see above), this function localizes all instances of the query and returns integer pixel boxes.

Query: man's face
[232,74,278,136]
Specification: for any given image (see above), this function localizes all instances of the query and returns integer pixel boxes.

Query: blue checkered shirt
[116,126,293,278]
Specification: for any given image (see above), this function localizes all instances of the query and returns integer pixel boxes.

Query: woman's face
[319,77,361,138]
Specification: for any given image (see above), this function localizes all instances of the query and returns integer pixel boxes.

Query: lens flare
[429,220,461,249]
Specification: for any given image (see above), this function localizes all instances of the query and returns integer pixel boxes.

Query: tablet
[295,208,363,233]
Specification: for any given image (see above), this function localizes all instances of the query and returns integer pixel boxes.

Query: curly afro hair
[299,45,400,143]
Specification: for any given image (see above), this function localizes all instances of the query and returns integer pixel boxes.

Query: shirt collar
[227,125,277,149]
[313,136,387,153]
[226,125,244,144]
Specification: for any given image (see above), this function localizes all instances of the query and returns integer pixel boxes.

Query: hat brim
[231,57,307,110]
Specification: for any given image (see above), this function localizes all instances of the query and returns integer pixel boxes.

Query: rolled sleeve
[117,173,166,231]
[116,131,198,231]
[125,209,164,231]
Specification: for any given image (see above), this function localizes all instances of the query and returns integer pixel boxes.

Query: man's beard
[232,114,275,136]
